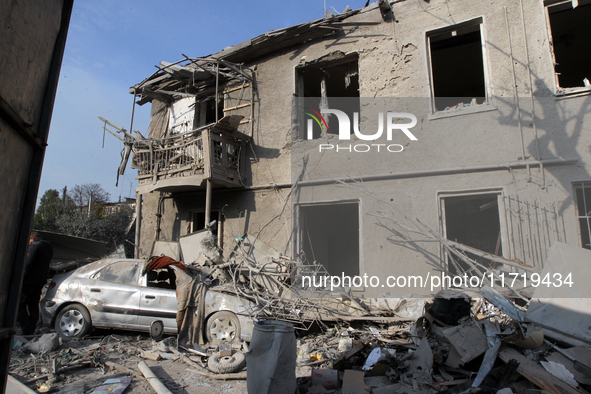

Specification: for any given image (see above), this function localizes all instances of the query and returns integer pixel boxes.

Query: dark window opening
[205,95,224,124]
[574,182,591,249]
[298,58,360,139]
[146,268,176,289]
[191,210,219,233]
[300,203,359,278]
[429,25,486,111]
[443,194,502,275]
[548,3,591,88]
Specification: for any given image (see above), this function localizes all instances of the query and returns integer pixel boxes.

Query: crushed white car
[40,258,255,342]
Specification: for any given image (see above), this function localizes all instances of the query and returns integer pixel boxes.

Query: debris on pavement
[8,234,591,394]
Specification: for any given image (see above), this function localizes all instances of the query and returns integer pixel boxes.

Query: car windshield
[95,261,141,284]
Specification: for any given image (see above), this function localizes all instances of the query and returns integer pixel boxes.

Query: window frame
[295,53,360,140]
[92,260,142,285]
[294,199,362,290]
[573,181,591,249]
[426,17,493,116]
[544,0,591,96]
[437,189,507,275]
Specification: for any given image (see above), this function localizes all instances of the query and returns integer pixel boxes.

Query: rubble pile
[8,233,591,393]
[290,287,591,394]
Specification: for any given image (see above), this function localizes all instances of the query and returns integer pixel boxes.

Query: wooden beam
[499,348,588,394]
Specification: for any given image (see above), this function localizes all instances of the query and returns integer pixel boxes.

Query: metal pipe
[215,60,220,122]
[129,89,137,136]
[519,0,545,185]
[205,179,212,229]
[135,193,142,258]
[504,6,530,180]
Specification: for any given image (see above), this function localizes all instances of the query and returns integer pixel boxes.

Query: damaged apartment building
[110,0,591,297]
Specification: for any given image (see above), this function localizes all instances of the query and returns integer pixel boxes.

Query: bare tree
[71,183,110,206]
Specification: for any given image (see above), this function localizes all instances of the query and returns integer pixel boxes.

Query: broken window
[546,1,591,89]
[191,210,220,233]
[442,194,502,274]
[95,261,141,284]
[146,268,176,289]
[195,94,224,127]
[297,54,359,139]
[428,19,488,112]
[299,202,359,278]
[574,182,591,249]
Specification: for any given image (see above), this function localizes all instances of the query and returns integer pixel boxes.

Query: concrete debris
[525,243,591,347]
[540,361,579,389]
[311,369,340,389]
[8,239,591,394]
[137,361,173,394]
[90,377,132,394]
[22,333,60,354]
[342,370,371,394]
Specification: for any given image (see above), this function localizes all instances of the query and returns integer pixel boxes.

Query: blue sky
[39,0,359,204]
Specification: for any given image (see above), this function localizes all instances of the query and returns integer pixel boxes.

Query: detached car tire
[55,304,92,339]
[207,351,245,374]
[205,311,241,343]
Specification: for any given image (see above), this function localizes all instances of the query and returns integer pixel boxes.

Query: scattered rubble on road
[9,236,591,393]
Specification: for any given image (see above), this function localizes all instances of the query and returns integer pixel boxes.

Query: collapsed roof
[129,3,388,105]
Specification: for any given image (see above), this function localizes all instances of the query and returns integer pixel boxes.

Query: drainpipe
[135,192,142,258]
[504,6,531,181]
[205,179,212,229]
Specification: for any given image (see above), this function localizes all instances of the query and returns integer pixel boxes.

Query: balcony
[132,119,250,194]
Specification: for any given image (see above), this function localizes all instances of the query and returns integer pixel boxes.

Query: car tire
[55,304,92,339]
[207,351,245,374]
[205,311,241,343]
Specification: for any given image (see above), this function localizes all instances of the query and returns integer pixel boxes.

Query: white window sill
[428,102,497,120]
[554,86,591,99]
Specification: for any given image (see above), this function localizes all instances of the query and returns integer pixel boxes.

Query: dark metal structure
[0,1,73,392]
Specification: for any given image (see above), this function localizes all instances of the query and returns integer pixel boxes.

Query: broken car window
[96,261,141,285]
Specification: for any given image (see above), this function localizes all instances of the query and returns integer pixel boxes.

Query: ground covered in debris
[10,235,591,393]
[10,330,247,393]
[9,289,591,394]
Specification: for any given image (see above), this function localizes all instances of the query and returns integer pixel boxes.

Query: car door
[138,268,178,333]
[88,260,142,329]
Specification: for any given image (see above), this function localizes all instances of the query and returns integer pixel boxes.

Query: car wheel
[207,351,245,374]
[55,304,91,339]
[205,311,241,343]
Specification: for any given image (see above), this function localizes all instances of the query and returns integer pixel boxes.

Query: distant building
[102,198,136,215]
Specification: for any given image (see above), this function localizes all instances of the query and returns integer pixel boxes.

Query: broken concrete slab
[342,370,370,394]
[443,320,488,368]
[151,241,181,261]
[525,243,591,347]
[407,337,433,374]
[311,369,340,390]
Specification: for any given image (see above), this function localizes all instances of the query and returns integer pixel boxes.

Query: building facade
[125,0,591,297]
